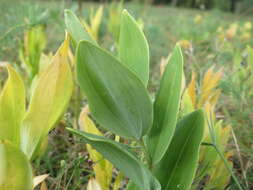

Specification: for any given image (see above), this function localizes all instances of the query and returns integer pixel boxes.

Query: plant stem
[139,139,152,169]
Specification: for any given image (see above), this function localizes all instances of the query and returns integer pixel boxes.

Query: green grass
[1,0,253,189]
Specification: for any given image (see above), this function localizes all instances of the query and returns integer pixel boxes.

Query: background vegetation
[1,0,253,189]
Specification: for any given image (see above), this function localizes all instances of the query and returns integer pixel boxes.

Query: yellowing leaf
[83,6,103,41]
[33,174,49,188]
[21,36,73,159]
[79,107,113,190]
[187,72,196,107]
[40,182,48,190]
[207,158,232,190]
[199,67,222,107]
[87,178,102,190]
[0,140,33,190]
[209,89,221,107]
[0,65,25,146]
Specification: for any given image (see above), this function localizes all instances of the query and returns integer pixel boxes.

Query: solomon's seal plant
[65,9,205,190]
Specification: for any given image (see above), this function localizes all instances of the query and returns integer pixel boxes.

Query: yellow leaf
[87,178,102,190]
[91,6,103,40]
[209,89,221,107]
[20,35,73,159]
[82,6,103,41]
[0,65,26,146]
[199,67,222,107]
[33,174,49,188]
[79,107,113,190]
[207,159,232,190]
[187,72,196,107]
[40,182,48,190]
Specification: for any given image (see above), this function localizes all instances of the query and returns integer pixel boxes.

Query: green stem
[139,139,152,169]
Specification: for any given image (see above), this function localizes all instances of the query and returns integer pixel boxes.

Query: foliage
[65,9,205,190]
[19,25,46,81]
[181,67,233,190]
[1,0,253,189]
[0,35,73,189]
[82,6,103,42]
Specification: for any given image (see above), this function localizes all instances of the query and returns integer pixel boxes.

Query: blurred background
[1,0,253,189]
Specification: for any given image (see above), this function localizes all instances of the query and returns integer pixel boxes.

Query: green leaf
[64,9,96,46]
[76,41,153,139]
[119,10,149,86]
[153,110,204,190]
[147,45,183,164]
[0,140,33,190]
[126,181,141,190]
[67,128,161,190]
[0,65,26,146]
[21,38,73,159]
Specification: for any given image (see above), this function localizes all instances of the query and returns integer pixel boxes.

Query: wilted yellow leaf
[209,89,221,107]
[187,72,196,107]
[87,178,102,190]
[199,67,222,107]
[79,107,113,190]
[33,174,49,188]
[21,35,73,159]
[208,158,232,189]
[40,181,48,190]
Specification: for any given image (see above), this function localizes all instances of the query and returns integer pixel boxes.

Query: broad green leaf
[0,140,33,190]
[0,65,26,145]
[126,181,141,190]
[147,45,183,164]
[119,10,149,86]
[67,128,161,190]
[154,110,204,190]
[64,9,96,46]
[76,41,153,139]
[21,37,73,159]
